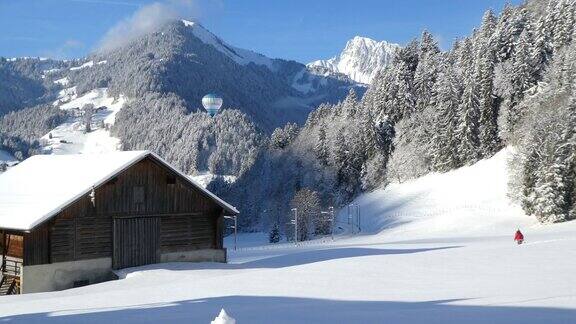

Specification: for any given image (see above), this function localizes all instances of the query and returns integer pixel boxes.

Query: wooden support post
[216,210,225,249]
[0,230,5,273]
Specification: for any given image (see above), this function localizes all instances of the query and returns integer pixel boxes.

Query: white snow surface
[309,36,399,84]
[53,77,69,86]
[1,149,576,323]
[182,20,274,69]
[345,148,538,240]
[191,171,237,188]
[70,60,94,71]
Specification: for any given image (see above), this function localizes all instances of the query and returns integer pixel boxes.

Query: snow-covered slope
[2,148,576,323]
[43,88,126,155]
[182,20,274,69]
[309,36,399,84]
[344,148,538,240]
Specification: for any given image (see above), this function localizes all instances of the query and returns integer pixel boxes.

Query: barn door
[113,217,160,269]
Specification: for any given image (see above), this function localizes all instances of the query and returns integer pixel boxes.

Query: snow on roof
[0,151,238,231]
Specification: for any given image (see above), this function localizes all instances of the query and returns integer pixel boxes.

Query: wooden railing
[1,258,22,277]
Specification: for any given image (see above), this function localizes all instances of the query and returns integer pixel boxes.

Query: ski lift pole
[349,203,357,234]
[291,208,298,245]
[356,204,361,233]
[358,205,361,233]
[331,206,335,240]
[321,206,335,241]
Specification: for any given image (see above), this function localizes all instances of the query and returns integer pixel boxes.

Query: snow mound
[211,309,236,324]
[346,148,537,240]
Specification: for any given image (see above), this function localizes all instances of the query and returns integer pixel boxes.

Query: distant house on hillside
[0,151,238,294]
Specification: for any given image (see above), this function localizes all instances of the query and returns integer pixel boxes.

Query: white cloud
[42,39,85,59]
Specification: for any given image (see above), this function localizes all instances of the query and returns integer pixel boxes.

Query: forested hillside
[213,0,576,235]
[0,57,67,116]
[68,21,357,131]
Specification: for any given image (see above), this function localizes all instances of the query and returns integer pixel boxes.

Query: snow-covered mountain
[181,20,274,69]
[0,19,365,178]
[308,36,399,84]
[0,20,359,134]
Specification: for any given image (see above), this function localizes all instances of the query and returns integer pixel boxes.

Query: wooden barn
[0,151,238,294]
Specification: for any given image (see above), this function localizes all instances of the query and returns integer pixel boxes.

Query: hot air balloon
[202,94,223,117]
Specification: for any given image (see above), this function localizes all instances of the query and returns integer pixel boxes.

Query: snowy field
[1,150,575,323]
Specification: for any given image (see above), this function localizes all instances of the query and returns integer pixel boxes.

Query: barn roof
[0,151,239,231]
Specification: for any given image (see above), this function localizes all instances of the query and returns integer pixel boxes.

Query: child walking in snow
[514,229,524,245]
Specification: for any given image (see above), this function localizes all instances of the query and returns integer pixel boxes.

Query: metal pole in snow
[291,208,298,245]
[355,205,359,233]
[347,204,351,225]
[330,206,334,241]
[358,205,361,233]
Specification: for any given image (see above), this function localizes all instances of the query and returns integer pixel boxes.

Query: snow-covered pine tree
[532,159,569,223]
[314,127,329,166]
[83,103,94,133]
[552,0,575,51]
[430,61,462,172]
[268,223,281,243]
[455,67,481,164]
[503,28,537,135]
[477,48,500,156]
[495,3,517,62]
[270,123,299,150]
[343,88,358,118]
[414,31,440,113]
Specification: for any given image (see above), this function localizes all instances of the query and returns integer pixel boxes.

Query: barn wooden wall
[1,233,24,259]
[23,157,223,266]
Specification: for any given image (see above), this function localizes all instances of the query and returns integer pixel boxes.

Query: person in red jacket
[514,229,524,245]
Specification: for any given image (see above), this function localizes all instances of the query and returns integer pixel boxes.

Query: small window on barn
[166,175,176,185]
[133,186,145,203]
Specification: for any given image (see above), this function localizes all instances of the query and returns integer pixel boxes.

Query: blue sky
[1,0,521,63]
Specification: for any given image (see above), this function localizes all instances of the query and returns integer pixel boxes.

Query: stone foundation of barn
[21,257,114,293]
[20,248,226,293]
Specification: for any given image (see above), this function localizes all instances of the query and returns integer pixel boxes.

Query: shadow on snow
[2,295,575,324]
[115,246,461,273]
